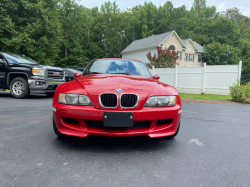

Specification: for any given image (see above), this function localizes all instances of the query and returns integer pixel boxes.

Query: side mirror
[74,73,82,78]
[153,75,160,80]
[0,59,5,63]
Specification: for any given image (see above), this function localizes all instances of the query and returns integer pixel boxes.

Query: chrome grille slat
[46,69,64,80]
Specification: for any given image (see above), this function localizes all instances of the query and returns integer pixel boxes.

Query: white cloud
[78,0,250,17]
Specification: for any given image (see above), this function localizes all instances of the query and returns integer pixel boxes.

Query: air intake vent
[62,117,79,125]
[100,93,118,108]
[121,94,138,108]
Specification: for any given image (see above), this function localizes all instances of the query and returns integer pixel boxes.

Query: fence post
[202,63,206,94]
[152,65,155,76]
[175,64,178,88]
[238,61,242,82]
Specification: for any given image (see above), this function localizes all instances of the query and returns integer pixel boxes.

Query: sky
[78,0,250,17]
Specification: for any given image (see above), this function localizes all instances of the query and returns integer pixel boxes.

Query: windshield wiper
[84,72,104,75]
[18,63,37,65]
[110,73,131,75]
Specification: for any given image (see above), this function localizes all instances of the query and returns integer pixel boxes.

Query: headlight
[32,68,44,76]
[144,96,176,107]
[58,94,93,106]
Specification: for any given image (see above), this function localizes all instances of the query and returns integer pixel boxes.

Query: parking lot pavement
[0,92,250,187]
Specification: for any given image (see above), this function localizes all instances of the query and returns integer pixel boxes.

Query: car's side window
[0,55,7,77]
[0,54,6,62]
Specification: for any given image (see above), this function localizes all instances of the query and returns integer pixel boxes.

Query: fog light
[36,81,42,86]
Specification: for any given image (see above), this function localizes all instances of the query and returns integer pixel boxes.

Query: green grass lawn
[0,89,10,92]
[179,93,232,101]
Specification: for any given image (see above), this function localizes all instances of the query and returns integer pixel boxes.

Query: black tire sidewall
[10,77,30,98]
[53,117,65,138]
[168,123,180,138]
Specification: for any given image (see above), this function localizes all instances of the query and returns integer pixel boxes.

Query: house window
[189,54,194,62]
[185,53,188,61]
[198,55,202,62]
[169,45,175,50]
[177,51,182,60]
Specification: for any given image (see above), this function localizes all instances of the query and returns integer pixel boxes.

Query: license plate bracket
[103,112,133,127]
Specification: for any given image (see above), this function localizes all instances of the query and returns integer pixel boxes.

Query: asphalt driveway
[0,92,250,187]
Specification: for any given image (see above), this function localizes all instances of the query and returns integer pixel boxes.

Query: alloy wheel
[12,81,25,95]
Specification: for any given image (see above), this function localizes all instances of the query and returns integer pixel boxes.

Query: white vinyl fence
[149,61,242,95]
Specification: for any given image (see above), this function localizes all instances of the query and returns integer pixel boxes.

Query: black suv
[0,52,65,98]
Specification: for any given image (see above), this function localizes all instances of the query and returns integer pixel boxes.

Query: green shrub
[229,80,250,104]
[203,42,240,65]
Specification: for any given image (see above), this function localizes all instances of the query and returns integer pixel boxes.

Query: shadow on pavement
[0,92,52,99]
[52,135,179,153]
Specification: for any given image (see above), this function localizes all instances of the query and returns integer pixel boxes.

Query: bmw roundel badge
[116,89,123,93]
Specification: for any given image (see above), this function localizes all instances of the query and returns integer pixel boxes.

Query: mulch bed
[181,98,242,105]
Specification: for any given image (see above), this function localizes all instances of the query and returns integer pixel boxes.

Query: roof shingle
[122,31,174,53]
[121,31,204,53]
[193,41,205,53]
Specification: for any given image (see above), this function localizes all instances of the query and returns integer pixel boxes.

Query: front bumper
[53,103,182,138]
[28,78,65,93]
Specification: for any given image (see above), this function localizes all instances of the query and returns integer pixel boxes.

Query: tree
[155,2,171,34]
[191,0,207,15]
[168,5,192,38]
[223,7,244,23]
[191,5,218,45]
[120,9,137,50]
[146,46,178,68]
[0,0,62,65]
[0,0,249,69]
[212,16,240,46]
[222,8,250,43]
[240,40,250,83]
[100,1,120,14]
[90,1,123,59]
[131,2,157,39]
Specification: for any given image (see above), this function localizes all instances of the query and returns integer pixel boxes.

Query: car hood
[8,63,63,70]
[57,74,178,110]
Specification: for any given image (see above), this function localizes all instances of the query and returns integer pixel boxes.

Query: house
[121,30,205,67]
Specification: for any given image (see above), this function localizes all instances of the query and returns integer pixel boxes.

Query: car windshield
[83,59,152,77]
[4,53,38,64]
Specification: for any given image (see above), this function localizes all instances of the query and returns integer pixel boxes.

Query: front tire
[10,77,30,98]
[168,124,180,138]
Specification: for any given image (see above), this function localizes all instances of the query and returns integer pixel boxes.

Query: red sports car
[52,59,182,138]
